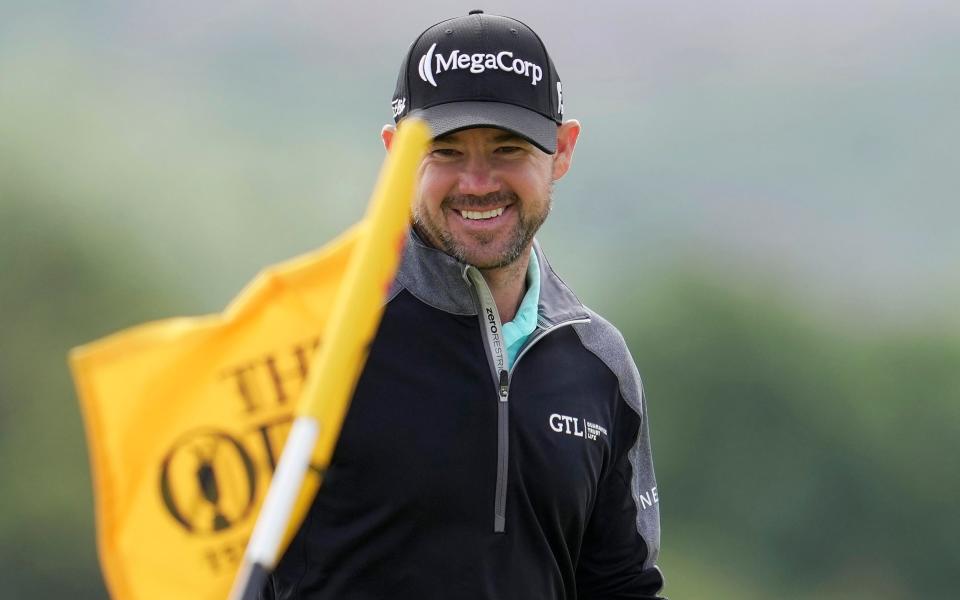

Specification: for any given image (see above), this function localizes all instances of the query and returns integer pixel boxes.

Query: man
[265,11,664,599]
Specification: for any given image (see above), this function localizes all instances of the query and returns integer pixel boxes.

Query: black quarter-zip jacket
[264,233,665,600]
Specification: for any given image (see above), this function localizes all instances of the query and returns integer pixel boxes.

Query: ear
[381,124,396,151]
[551,119,581,181]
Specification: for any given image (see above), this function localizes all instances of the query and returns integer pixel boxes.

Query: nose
[456,154,501,197]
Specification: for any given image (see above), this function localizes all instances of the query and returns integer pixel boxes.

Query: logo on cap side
[417,43,543,87]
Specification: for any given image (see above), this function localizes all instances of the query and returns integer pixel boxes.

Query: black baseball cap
[391,10,564,154]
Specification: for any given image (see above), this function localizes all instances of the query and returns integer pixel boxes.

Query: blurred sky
[2,0,958,330]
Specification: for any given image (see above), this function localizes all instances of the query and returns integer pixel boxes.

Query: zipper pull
[498,370,509,400]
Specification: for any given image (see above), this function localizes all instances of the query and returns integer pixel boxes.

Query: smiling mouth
[457,207,506,220]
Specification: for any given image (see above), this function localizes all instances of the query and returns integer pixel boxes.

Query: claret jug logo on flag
[157,333,320,538]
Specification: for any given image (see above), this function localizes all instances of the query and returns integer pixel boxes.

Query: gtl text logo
[549,413,608,442]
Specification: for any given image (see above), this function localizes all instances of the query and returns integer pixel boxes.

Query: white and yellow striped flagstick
[228,117,431,600]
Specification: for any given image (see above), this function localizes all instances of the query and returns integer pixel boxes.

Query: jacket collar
[393,229,589,326]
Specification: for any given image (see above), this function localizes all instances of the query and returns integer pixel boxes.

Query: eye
[495,145,525,156]
[429,147,461,158]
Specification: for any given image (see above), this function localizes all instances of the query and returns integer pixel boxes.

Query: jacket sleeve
[574,372,665,599]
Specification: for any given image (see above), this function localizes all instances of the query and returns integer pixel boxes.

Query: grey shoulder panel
[572,307,661,571]
[571,308,644,420]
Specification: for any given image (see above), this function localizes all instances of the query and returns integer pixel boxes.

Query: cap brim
[415,102,559,154]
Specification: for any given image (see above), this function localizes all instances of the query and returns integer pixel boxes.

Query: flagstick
[230,419,318,600]
[227,117,430,600]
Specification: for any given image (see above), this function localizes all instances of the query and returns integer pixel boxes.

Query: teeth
[460,207,505,220]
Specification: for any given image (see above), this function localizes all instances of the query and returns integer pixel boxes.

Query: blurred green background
[2,1,958,598]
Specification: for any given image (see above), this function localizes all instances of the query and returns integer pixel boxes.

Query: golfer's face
[413,127,553,269]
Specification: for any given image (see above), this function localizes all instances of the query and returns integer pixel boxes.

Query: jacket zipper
[464,266,590,533]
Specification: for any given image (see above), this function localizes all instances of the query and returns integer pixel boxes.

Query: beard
[413,189,551,270]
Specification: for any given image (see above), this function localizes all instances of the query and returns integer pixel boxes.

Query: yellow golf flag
[70,223,363,599]
[72,118,429,600]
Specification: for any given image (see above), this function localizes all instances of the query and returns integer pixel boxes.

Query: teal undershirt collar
[502,249,540,370]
